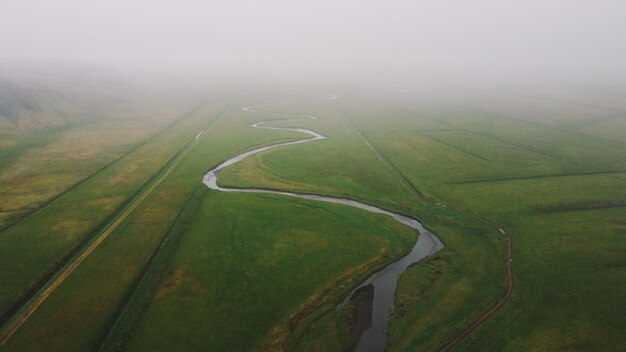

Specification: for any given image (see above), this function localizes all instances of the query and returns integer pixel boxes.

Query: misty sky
[1,0,625,73]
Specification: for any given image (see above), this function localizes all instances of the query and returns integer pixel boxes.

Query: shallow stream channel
[202,103,444,352]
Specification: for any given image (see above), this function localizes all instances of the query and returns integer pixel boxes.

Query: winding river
[202,103,444,352]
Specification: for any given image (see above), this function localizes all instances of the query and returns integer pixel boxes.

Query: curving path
[202,103,444,352]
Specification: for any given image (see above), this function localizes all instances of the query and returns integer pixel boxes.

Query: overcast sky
[1,0,625,75]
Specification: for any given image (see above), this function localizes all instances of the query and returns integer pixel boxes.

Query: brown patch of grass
[154,267,207,300]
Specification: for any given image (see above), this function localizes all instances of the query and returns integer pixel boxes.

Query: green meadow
[0,102,216,327]
[341,92,626,351]
[0,84,624,352]
[0,95,196,230]
[113,191,416,352]
[217,99,506,350]
[215,92,625,350]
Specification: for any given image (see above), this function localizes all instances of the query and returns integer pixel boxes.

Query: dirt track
[338,103,514,352]
[0,108,225,347]
[437,227,513,351]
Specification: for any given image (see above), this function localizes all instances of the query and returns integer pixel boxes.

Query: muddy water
[341,231,443,352]
[202,104,444,352]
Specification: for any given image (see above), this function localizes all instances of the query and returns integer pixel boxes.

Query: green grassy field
[0,102,216,326]
[339,90,626,351]
[0,102,309,351]
[0,92,198,231]
[113,191,416,352]
[95,102,434,352]
[212,92,625,350]
[1,82,624,352]
[217,99,506,350]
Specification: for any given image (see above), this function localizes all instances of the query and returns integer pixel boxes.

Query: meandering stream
[202,103,444,352]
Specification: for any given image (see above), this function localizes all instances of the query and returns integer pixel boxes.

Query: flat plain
[0,77,624,352]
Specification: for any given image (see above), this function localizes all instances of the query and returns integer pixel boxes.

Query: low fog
[1,0,625,81]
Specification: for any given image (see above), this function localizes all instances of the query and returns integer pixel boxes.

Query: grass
[0,103,307,351]
[1,85,624,352]
[387,217,504,351]
[217,100,506,350]
[0,102,216,326]
[216,93,625,350]
[94,102,422,352]
[337,91,626,351]
[0,94,193,230]
[118,191,416,352]
[457,207,626,352]
[218,102,418,210]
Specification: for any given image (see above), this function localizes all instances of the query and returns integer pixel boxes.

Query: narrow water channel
[202,103,444,352]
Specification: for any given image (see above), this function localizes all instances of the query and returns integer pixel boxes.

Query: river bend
[202,103,444,352]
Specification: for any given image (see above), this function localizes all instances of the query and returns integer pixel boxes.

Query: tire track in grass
[436,226,513,352]
[0,103,208,329]
[94,186,204,352]
[0,105,226,347]
[94,108,228,351]
[334,103,428,201]
[335,100,515,352]
[203,103,444,352]
[414,132,492,162]
[394,106,564,162]
[0,103,207,235]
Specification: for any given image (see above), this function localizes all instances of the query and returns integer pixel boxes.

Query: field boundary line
[0,102,207,234]
[0,103,222,347]
[451,170,625,184]
[94,107,229,351]
[395,106,563,162]
[476,98,626,147]
[95,186,204,352]
[414,132,491,162]
[436,227,513,352]
[334,104,427,201]
[336,102,515,351]
[0,103,208,328]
